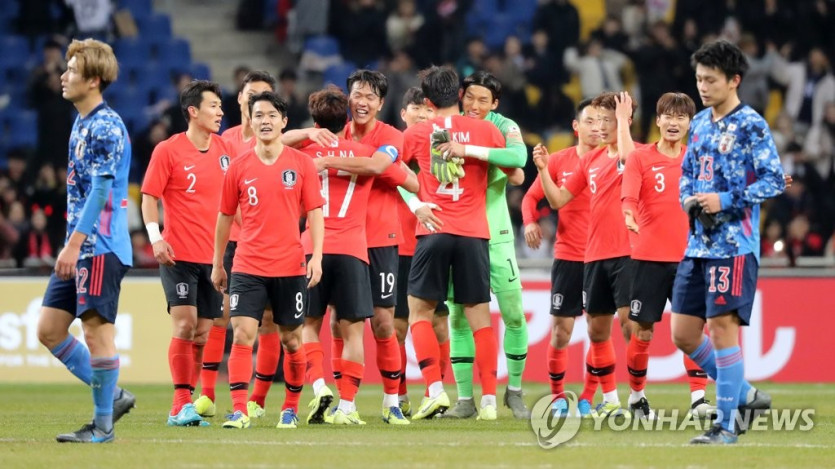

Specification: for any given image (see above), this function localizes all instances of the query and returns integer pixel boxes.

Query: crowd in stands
[1,0,834,269]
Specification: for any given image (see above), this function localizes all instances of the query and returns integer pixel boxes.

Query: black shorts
[550,259,584,317]
[223,241,237,285]
[159,261,222,319]
[408,234,490,305]
[583,256,633,315]
[229,272,307,327]
[42,252,129,324]
[368,246,398,308]
[308,254,374,321]
[396,255,449,319]
[629,260,678,324]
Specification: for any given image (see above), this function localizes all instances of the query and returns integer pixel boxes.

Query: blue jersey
[680,104,785,260]
[66,102,133,266]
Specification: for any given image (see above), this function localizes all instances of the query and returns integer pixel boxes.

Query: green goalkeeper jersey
[484,111,527,245]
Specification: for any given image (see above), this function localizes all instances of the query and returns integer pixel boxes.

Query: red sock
[200,325,226,401]
[332,337,344,395]
[398,343,408,396]
[376,334,401,395]
[282,348,306,412]
[580,346,599,403]
[191,341,204,392]
[473,327,498,396]
[547,344,568,397]
[627,335,651,392]
[591,339,617,394]
[438,340,450,381]
[340,359,364,402]
[228,344,253,414]
[250,332,280,407]
[168,337,194,415]
[683,354,708,393]
[303,342,324,385]
[409,320,441,387]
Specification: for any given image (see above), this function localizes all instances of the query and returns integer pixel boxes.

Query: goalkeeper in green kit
[430,71,530,419]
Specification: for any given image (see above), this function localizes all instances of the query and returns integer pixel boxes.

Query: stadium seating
[299,35,342,73]
[323,62,357,89]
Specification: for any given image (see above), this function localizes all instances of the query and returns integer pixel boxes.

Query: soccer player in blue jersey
[36,39,133,443]
[671,40,785,444]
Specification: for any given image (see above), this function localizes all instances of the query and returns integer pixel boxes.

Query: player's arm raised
[533,143,574,210]
[317,145,396,175]
[281,126,338,148]
[615,91,635,162]
[621,150,641,233]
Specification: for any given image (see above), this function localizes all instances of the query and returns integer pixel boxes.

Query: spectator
[286,0,329,54]
[774,47,835,133]
[563,38,629,99]
[28,38,74,169]
[4,151,29,196]
[65,0,113,38]
[162,72,193,135]
[803,100,835,178]
[277,69,309,130]
[456,37,487,80]
[380,51,419,128]
[787,215,826,261]
[386,0,424,53]
[630,20,682,140]
[591,15,630,54]
[761,220,788,260]
[19,207,55,268]
[737,34,782,115]
[222,66,251,129]
[28,165,63,223]
[533,0,580,83]
[131,119,170,183]
[331,0,389,67]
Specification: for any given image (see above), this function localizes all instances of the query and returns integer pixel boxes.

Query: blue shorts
[42,252,130,324]
[671,253,758,325]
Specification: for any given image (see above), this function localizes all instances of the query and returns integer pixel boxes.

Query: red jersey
[221,125,257,242]
[621,142,688,262]
[564,146,631,262]
[299,139,376,263]
[220,146,325,277]
[344,121,407,248]
[403,115,505,239]
[521,146,590,262]
[397,197,419,256]
[141,132,230,264]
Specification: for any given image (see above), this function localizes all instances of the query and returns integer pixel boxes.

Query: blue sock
[51,335,92,385]
[715,346,744,433]
[91,356,120,432]
[689,335,753,404]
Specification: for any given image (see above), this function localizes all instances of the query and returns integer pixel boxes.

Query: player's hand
[624,210,640,233]
[306,255,322,288]
[54,244,80,280]
[152,240,176,266]
[524,222,542,249]
[784,174,793,188]
[695,192,721,215]
[532,144,549,171]
[314,157,330,173]
[615,91,633,121]
[309,128,338,147]
[415,202,443,232]
[435,141,465,159]
[211,265,227,293]
[431,148,458,184]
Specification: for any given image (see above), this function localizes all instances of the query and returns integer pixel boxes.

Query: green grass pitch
[1,383,833,468]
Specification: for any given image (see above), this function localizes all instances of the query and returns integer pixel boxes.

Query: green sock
[448,301,474,399]
[497,289,528,390]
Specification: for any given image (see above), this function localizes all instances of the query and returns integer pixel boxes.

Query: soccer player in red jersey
[141,80,230,426]
[211,91,325,429]
[298,85,414,425]
[194,71,280,420]
[532,91,635,418]
[521,98,601,417]
[403,66,505,421]
[621,92,712,419]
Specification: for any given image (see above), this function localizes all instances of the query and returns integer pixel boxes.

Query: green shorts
[489,241,522,293]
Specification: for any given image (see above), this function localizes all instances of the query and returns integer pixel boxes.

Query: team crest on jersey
[552,293,564,309]
[282,169,297,188]
[74,139,87,161]
[219,155,230,172]
[230,294,239,310]
[176,282,189,299]
[718,132,736,154]
[630,299,642,315]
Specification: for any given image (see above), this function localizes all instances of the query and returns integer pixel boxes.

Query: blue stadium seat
[118,0,153,21]
[113,37,151,67]
[158,38,192,70]
[9,110,38,148]
[190,62,211,80]
[0,35,31,64]
[138,14,172,38]
[323,62,357,90]
[304,35,339,57]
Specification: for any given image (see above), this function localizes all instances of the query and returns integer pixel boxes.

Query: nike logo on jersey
[294,310,304,319]
[651,166,664,171]
[184,165,195,171]
[589,167,600,173]
[562,172,573,177]
[381,293,394,299]
[244,178,257,184]
[508,276,518,282]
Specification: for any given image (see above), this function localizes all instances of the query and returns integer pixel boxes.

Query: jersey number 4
[436,180,463,201]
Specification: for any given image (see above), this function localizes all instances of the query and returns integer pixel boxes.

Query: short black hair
[346,69,388,99]
[691,39,749,81]
[308,85,348,134]
[241,70,277,91]
[576,98,594,118]
[180,80,222,122]
[248,91,288,119]
[418,66,459,109]
[401,86,425,109]
[462,71,502,102]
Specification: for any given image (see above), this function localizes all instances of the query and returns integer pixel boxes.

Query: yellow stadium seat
[764,89,783,127]
[547,133,576,153]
